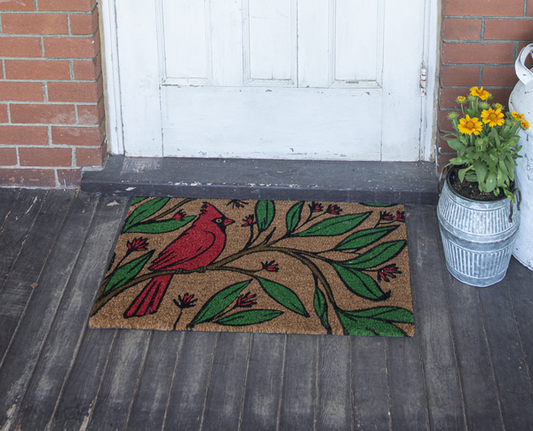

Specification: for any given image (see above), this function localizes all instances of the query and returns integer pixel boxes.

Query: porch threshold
[81,156,438,205]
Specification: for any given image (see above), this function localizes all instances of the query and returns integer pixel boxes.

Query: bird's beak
[224,218,234,226]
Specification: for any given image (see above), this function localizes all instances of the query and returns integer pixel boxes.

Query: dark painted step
[81,156,438,204]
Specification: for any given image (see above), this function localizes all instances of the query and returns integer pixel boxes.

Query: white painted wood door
[112,0,432,161]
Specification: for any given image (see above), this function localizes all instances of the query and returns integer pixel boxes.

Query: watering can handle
[516,43,533,93]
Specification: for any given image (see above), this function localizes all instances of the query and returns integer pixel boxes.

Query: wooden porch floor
[1,187,533,430]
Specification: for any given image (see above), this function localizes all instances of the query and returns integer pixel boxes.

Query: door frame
[99,0,441,162]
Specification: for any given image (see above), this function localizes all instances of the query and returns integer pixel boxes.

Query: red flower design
[261,260,279,272]
[377,264,402,282]
[236,292,257,308]
[173,293,197,309]
[173,210,186,221]
[242,214,254,227]
[396,211,405,222]
[326,204,342,215]
[380,211,394,221]
[127,237,148,252]
[309,201,323,213]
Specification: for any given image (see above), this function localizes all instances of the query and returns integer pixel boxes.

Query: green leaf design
[313,287,331,332]
[295,212,371,237]
[331,263,388,301]
[255,200,276,233]
[131,197,147,205]
[257,277,309,317]
[215,309,283,326]
[336,307,412,337]
[361,203,396,207]
[188,280,252,328]
[102,250,154,296]
[123,216,195,234]
[335,225,399,251]
[286,201,305,234]
[122,198,170,232]
[341,241,406,269]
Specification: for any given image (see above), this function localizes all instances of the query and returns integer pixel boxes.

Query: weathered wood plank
[315,335,352,430]
[478,278,533,430]
[162,331,217,430]
[87,330,152,431]
[0,188,20,233]
[0,193,97,430]
[278,334,317,431]
[405,204,465,430]
[351,337,390,430]
[126,330,184,431]
[240,333,285,431]
[201,332,251,431]
[0,190,75,362]
[11,195,130,431]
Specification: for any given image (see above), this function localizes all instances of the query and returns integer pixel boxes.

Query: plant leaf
[344,306,414,323]
[295,212,371,237]
[122,198,170,232]
[335,225,399,251]
[255,200,275,233]
[257,277,309,317]
[188,280,252,328]
[131,197,147,205]
[102,250,154,296]
[215,309,283,326]
[286,201,305,234]
[361,203,396,207]
[123,216,195,234]
[313,287,331,332]
[341,241,406,269]
[331,263,389,301]
[336,307,412,337]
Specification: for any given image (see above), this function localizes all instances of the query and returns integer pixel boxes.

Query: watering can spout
[516,43,533,93]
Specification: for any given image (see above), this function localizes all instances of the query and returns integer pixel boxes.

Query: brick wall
[438,0,533,171]
[0,0,105,188]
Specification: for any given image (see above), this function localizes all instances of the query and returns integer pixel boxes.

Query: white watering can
[509,43,533,271]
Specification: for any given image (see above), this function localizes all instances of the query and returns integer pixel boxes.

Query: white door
[108,0,435,161]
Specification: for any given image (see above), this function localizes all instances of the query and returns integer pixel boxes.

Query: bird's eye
[215,218,223,224]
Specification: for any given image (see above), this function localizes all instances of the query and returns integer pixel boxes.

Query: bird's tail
[124,274,173,318]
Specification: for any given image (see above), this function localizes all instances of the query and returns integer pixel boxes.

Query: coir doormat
[89,198,414,337]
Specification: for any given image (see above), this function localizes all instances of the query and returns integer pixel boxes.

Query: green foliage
[313,287,331,332]
[215,309,283,326]
[336,307,414,337]
[255,200,275,233]
[286,201,305,234]
[295,212,370,237]
[103,250,154,296]
[257,277,309,317]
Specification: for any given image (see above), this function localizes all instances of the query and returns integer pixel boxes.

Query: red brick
[52,124,104,146]
[0,37,41,57]
[528,1,533,17]
[73,54,100,80]
[486,87,513,106]
[444,0,524,17]
[440,65,480,86]
[37,0,96,12]
[438,135,457,154]
[70,10,99,35]
[19,147,72,167]
[443,18,481,41]
[48,79,101,103]
[484,20,533,41]
[76,145,105,167]
[0,104,8,123]
[77,100,105,125]
[2,13,68,35]
[57,168,81,187]
[438,109,456,132]
[5,60,70,80]
[11,104,76,124]
[482,66,519,87]
[442,42,515,64]
[0,126,48,145]
[44,36,98,58]
[437,154,456,174]
[439,87,472,109]
[0,168,56,187]
[0,82,44,102]
[0,148,18,165]
[0,1,34,11]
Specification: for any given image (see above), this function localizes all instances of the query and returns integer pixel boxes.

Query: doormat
[89,198,414,337]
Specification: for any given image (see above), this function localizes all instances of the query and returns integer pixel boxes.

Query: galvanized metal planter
[437,169,520,287]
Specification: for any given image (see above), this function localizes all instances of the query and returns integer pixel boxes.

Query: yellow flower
[470,86,491,100]
[458,115,483,135]
[521,119,530,130]
[457,96,466,104]
[494,103,503,110]
[512,111,525,121]
[481,108,505,127]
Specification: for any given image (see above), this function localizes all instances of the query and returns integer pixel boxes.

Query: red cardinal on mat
[124,202,234,318]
